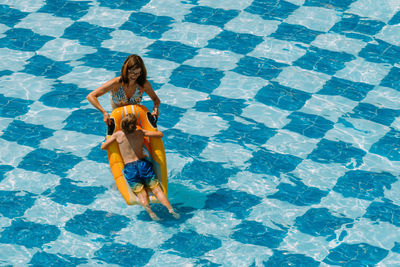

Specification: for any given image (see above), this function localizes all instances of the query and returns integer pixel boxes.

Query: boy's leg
[136,188,160,221]
[125,162,160,220]
[150,185,180,219]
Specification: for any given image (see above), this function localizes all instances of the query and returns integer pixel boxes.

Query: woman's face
[127,65,141,81]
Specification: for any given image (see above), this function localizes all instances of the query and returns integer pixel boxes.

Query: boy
[101,113,179,220]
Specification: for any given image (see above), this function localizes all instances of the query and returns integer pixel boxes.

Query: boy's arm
[142,129,163,138]
[101,132,118,150]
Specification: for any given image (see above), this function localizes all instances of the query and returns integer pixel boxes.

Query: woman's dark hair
[119,54,147,87]
[121,114,137,134]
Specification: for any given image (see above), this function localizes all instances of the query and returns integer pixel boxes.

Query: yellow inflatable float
[105,104,167,205]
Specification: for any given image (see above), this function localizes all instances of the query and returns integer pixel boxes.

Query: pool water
[1,0,400,266]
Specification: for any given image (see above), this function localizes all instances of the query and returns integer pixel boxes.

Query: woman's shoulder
[141,80,153,90]
[109,77,123,92]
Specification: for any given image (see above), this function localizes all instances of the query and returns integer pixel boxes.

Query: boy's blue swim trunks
[123,159,158,193]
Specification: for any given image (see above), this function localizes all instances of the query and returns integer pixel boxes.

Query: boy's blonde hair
[121,114,137,134]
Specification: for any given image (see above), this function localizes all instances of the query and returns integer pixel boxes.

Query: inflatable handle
[107,118,115,135]
[148,113,158,127]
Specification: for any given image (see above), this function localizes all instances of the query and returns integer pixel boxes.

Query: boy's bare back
[115,130,145,164]
[101,121,163,163]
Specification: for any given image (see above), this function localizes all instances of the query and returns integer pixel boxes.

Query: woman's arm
[87,77,119,125]
[143,80,161,117]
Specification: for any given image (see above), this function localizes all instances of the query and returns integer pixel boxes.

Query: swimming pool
[1,0,400,265]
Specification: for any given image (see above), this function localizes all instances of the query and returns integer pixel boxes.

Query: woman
[86,54,160,125]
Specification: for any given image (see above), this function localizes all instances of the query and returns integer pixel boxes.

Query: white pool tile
[300,94,358,122]
[362,86,400,110]
[0,72,54,101]
[162,22,222,48]
[0,168,60,194]
[311,33,367,55]
[79,5,132,28]
[212,71,269,99]
[101,30,155,54]
[241,102,291,129]
[225,12,281,36]
[334,58,392,85]
[375,24,400,46]
[15,12,74,37]
[0,48,34,72]
[200,141,253,166]
[249,37,307,64]
[275,66,330,93]
[183,48,242,71]
[174,109,229,137]
[141,0,194,21]
[1,0,45,12]
[324,118,390,151]
[263,129,320,159]
[40,130,103,158]
[0,138,34,167]
[37,38,97,62]
[142,57,180,84]
[348,0,400,23]
[58,66,115,90]
[285,6,340,32]
[154,83,208,109]
[198,0,254,10]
